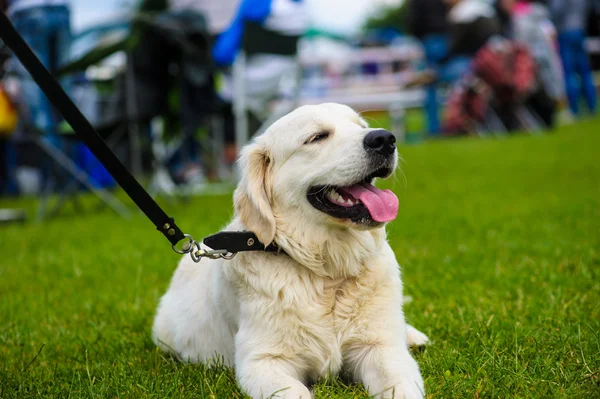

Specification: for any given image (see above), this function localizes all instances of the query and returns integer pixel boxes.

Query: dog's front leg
[235,322,311,399]
[236,356,311,399]
[348,343,424,399]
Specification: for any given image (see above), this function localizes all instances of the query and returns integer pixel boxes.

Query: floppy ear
[234,143,276,246]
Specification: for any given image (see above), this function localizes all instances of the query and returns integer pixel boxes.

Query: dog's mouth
[306,167,398,225]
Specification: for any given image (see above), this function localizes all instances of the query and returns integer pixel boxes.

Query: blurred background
[0,0,599,221]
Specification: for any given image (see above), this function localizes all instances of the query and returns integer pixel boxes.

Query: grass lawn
[1,118,599,398]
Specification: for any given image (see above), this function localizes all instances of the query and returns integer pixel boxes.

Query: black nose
[364,130,396,156]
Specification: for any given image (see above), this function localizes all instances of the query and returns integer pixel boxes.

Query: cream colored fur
[153,103,428,398]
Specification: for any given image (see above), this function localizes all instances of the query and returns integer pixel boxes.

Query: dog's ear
[234,143,276,246]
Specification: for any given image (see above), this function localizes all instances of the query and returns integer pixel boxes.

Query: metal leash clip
[191,247,236,262]
[172,234,237,262]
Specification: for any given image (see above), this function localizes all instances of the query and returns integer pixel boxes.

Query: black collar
[202,231,286,256]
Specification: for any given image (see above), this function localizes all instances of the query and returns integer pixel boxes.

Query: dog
[153,103,429,398]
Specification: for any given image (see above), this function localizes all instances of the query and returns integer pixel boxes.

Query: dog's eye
[305,131,330,144]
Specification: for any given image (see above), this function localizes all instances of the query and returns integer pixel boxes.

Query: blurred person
[435,0,502,83]
[167,0,240,171]
[550,0,598,115]
[5,0,72,137]
[443,0,502,63]
[134,0,219,185]
[2,0,73,196]
[414,0,501,134]
[514,0,564,127]
[406,0,450,135]
[441,0,541,133]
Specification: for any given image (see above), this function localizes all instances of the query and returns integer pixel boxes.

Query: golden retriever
[153,103,428,398]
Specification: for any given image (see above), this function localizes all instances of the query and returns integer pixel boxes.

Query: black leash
[0,11,279,260]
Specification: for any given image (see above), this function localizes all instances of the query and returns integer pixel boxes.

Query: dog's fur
[153,103,428,398]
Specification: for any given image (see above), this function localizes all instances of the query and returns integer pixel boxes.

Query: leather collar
[202,231,287,256]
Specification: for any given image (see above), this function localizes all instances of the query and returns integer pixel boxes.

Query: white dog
[153,103,428,398]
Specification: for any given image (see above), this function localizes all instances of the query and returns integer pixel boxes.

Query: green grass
[1,119,599,398]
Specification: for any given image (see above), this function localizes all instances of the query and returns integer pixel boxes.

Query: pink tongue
[341,183,399,222]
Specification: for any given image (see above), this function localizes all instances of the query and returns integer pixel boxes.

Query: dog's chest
[318,275,375,326]
[297,270,380,375]
[229,255,385,377]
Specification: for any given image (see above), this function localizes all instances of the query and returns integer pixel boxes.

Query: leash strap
[0,11,185,246]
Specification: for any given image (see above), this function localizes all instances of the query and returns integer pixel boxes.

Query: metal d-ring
[172,234,195,254]
[190,241,204,262]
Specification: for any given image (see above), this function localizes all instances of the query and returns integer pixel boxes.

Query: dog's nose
[364,130,396,156]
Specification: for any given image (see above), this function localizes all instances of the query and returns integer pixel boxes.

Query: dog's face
[234,103,399,246]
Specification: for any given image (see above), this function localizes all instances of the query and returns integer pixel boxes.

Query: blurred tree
[364,3,408,33]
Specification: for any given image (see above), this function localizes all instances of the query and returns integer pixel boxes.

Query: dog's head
[234,103,399,248]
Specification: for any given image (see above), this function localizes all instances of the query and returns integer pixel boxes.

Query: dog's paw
[378,372,425,399]
[406,325,429,348]
[387,358,425,399]
[385,382,425,399]
[266,385,312,399]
